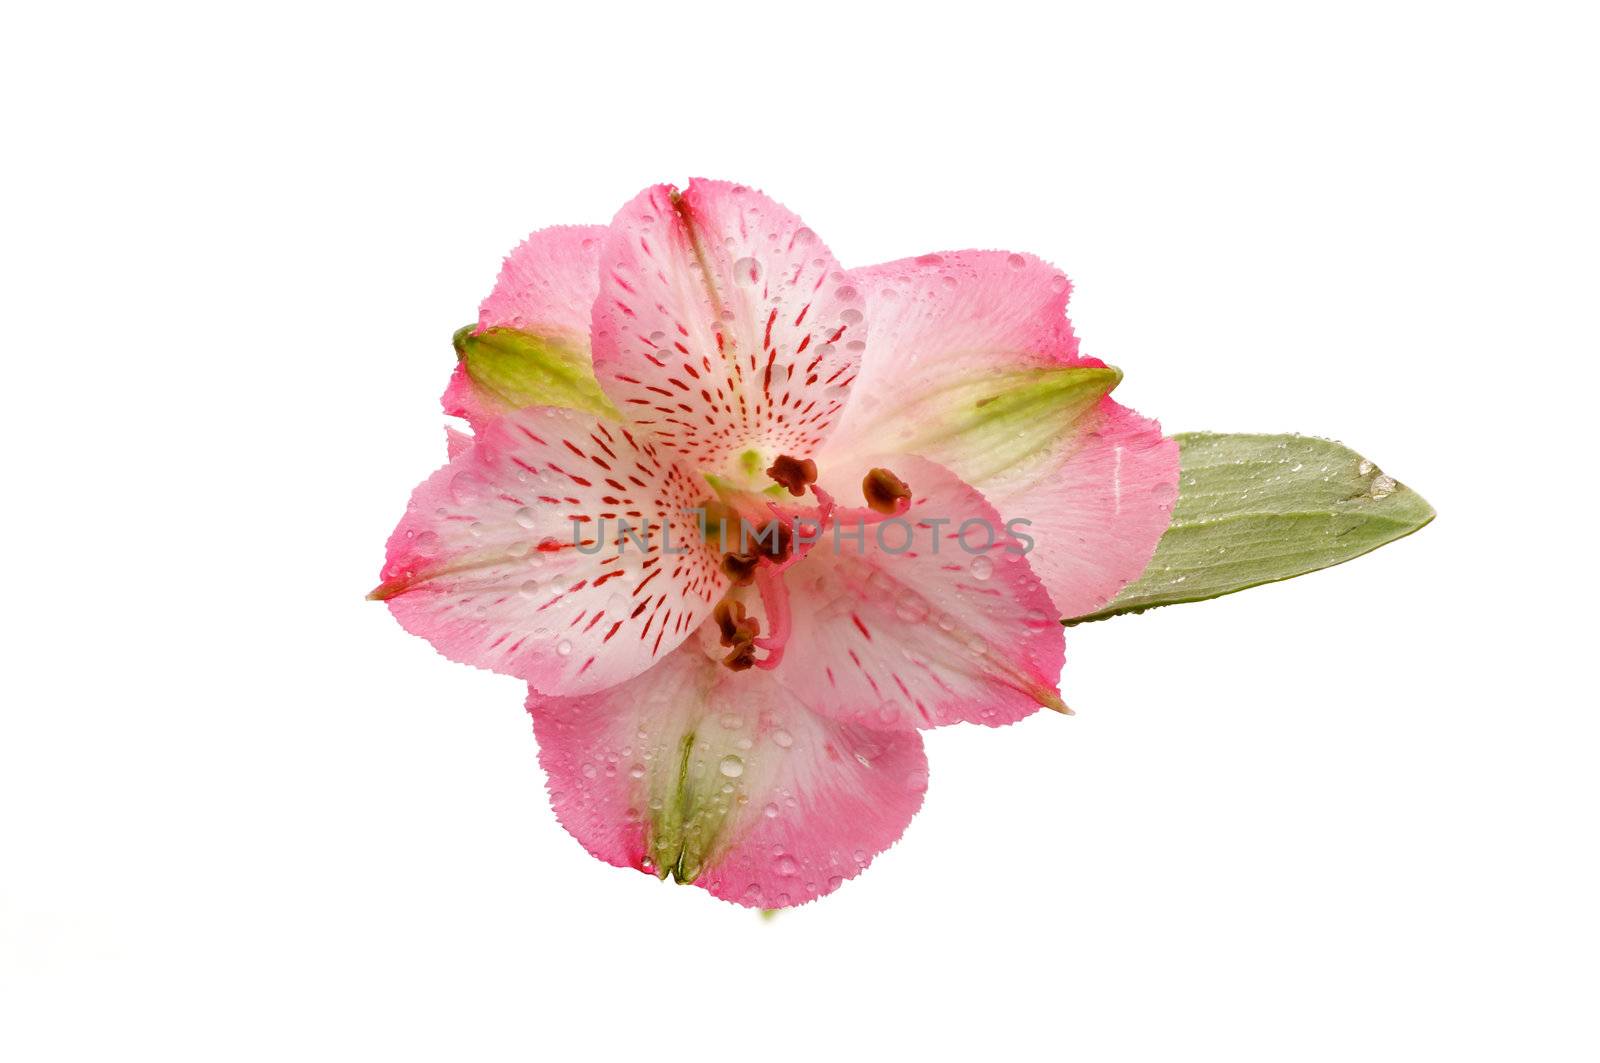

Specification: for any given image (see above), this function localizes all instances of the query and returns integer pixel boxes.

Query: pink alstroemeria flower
[375,180,1178,908]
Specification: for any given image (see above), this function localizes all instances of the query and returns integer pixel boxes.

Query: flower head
[375,180,1178,907]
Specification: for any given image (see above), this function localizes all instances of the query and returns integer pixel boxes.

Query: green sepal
[1065,432,1434,624]
[452,324,620,420]
[644,717,742,885]
[891,364,1122,486]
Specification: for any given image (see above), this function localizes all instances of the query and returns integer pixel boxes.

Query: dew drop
[775,855,799,876]
[514,507,538,528]
[719,754,744,778]
[448,471,480,504]
[519,579,541,597]
[771,728,794,749]
[556,640,573,657]
[970,555,995,581]
[732,257,762,286]
[1007,253,1027,269]
[895,593,930,623]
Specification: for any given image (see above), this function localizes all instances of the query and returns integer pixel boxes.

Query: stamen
[749,519,794,561]
[721,551,760,586]
[722,642,758,671]
[863,468,912,515]
[713,599,760,646]
[752,564,792,671]
[766,454,818,497]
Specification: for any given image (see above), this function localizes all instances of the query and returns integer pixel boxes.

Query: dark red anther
[749,519,794,560]
[863,467,912,515]
[713,599,761,647]
[766,454,818,497]
[722,641,758,671]
[721,551,760,586]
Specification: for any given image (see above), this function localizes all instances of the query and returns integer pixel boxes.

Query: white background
[3,2,1595,1059]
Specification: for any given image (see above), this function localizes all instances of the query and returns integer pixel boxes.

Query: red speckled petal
[529,641,927,908]
[375,406,726,695]
[771,455,1067,729]
[824,250,1177,618]
[590,180,862,473]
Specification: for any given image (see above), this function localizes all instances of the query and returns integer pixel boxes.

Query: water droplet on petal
[719,754,744,778]
[556,640,573,657]
[970,555,995,580]
[895,593,930,623]
[514,507,538,528]
[732,257,762,286]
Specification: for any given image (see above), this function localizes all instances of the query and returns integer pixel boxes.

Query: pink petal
[444,425,473,460]
[478,224,606,336]
[589,180,862,472]
[439,361,498,436]
[825,250,1178,618]
[771,455,1068,729]
[984,397,1178,619]
[442,225,607,434]
[374,406,726,694]
[529,641,927,908]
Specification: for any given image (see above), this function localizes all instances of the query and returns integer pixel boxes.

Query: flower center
[703,455,913,673]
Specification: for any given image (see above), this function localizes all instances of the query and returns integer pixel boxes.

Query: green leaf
[1065,432,1434,625]
[452,324,619,420]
